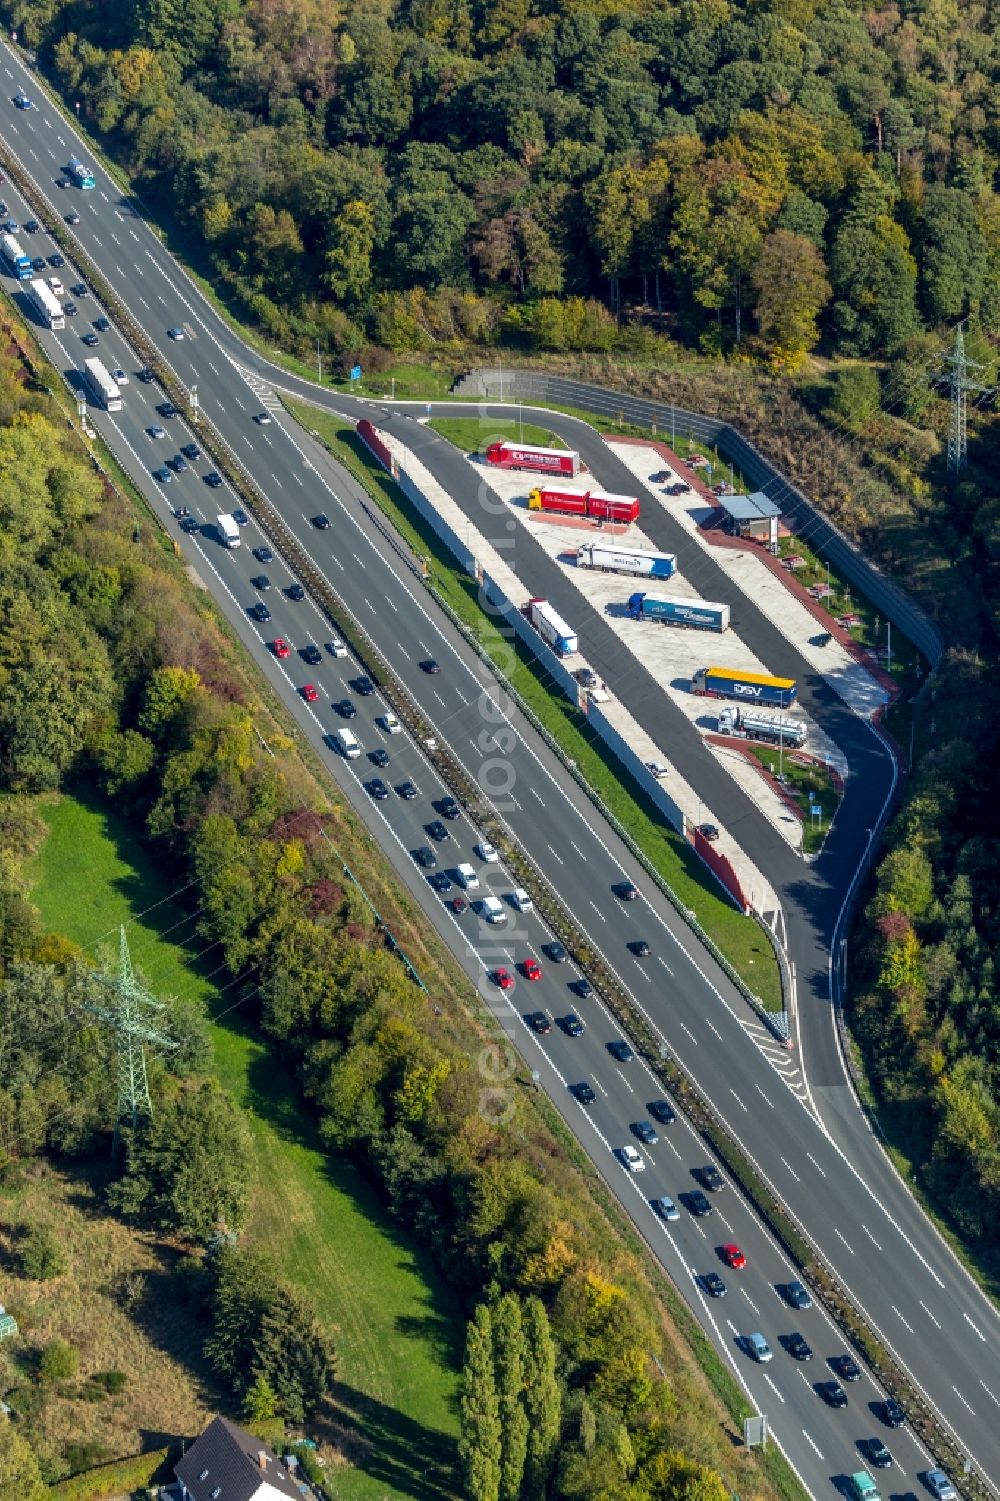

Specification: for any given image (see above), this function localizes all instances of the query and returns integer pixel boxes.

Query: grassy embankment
[27,793,462,1501]
[747,746,839,855]
[288,398,782,1011]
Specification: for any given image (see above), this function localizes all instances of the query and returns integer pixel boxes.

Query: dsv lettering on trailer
[732,683,764,699]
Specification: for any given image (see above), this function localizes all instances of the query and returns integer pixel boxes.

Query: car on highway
[181,442,200,460]
[616,880,639,901]
[204,471,223,487]
[451,895,467,914]
[148,424,166,440]
[420,658,441,673]
[353,674,375,696]
[413,845,436,868]
[493,968,514,991]
[167,326,185,339]
[608,1040,634,1063]
[232,508,249,525]
[153,466,172,484]
[528,1011,551,1034]
[438,795,461,819]
[378,712,401,735]
[81,332,99,346]
[651,1196,680,1221]
[31,255,46,271]
[367,777,390,800]
[14,91,34,109]
[746,1333,772,1363]
[720,1244,746,1269]
[158,401,177,418]
[783,1279,812,1309]
[137,367,155,382]
[686,1190,713,1217]
[876,1398,905,1428]
[701,1272,726,1297]
[785,1332,812,1361]
[618,1145,645,1173]
[50,254,65,268]
[2,218,17,233]
[251,602,271,623]
[287,583,305,601]
[369,748,390,768]
[429,871,451,892]
[71,283,88,298]
[697,823,720,842]
[313,513,330,528]
[254,410,272,424]
[629,939,651,957]
[335,699,357,719]
[112,368,128,385]
[648,1099,676,1125]
[426,819,450,842]
[511,887,533,912]
[63,301,77,316]
[922,1471,956,1501]
[831,1354,861,1383]
[168,454,189,474]
[862,1439,893,1469]
[561,1014,585,1037]
[521,957,542,981]
[476,842,499,864]
[300,684,319,703]
[180,515,200,533]
[23,218,39,234]
[572,1082,596,1104]
[94,316,110,332]
[251,575,271,591]
[327,637,347,657]
[573,977,593,999]
[696,1165,725,1192]
[631,1121,658,1145]
[543,940,566,962]
[301,644,322,665]
[253,546,274,564]
[271,638,290,658]
[398,780,418,800]
[818,1380,848,1408]
[66,209,81,225]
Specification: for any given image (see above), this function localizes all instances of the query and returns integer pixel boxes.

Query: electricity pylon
[86,926,176,1129]
[938,322,992,474]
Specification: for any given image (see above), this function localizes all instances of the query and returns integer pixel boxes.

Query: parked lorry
[528,598,578,655]
[577,543,675,578]
[0,232,31,280]
[692,665,797,708]
[717,705,806,747]
[216,513,241,548]
[27,277,64,329]
[528,486,640,524]
[485,441,580,476]
[627,593,729,631]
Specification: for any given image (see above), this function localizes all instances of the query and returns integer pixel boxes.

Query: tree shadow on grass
[320,1381,459,1501]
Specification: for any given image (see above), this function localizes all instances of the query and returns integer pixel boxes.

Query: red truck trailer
[528,486,640,524]
[485,441,581,476]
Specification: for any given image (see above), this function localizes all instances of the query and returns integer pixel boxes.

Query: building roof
[175,1416,301,1501]
[717,490,781,522]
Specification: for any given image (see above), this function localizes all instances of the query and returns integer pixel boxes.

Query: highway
[0,49,996,1498]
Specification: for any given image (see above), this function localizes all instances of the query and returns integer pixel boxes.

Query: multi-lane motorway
[0,45,997,1498]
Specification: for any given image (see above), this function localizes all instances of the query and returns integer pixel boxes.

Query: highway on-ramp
[0,50,997,1497]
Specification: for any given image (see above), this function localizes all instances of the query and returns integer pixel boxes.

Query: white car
[647,760,669,778]
[254,411,273,424]
[618,1145,645,1173]
[167,326,185,340]
[112,367,128,385]
[379,711,402,735]
[511,887,533,913]
[326,638,347,658]
[47,276,64,296]
[747,1332,773,1363]
[475,842,499,863]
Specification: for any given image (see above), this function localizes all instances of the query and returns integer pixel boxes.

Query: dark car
[369,748,390,768]
[686,1190,713,1217]
[629,939,651,957]
[313,513,331,529]
[697,1165,725,1192]
[251,575,271,592]
[71,283,88,298]
[426,819,450,842]
[413,845,437,869]
[137,367,155,382]
[152,466,172,484]
[181,443,200,461]
[831,1354,861,1383]
[528,1011,552,1035]
[818,1381,848,1408]
[616,880,639,901]
[180,516,200,533]
[544,941,567,963]
[572,1081,596,1104]
[158,401,177,418]
[354,675,375,696]
[335,699,357,719]
[232,509,249,525]
[648,1099,676,1125]
[301,644,322,665]
[66,209,81,225]
[785,1333,812,1361]
[204,471,223,488]
[63,301,77,317]
[398,780,419,800]
[701,1272,726,1297]
[429,870,451,892]
[81,332,99,347]
[697,823,720,842]
[863,1438,893,1469]
[286,583,305,601]
[253,546,274,564]
[31,256,45,271]
[631,1121,658,1145]
[23,219,39,234]
[50,254,65,269]
[877,1398,905,1429]
[561,1014,585,1038]
[438,796,461,820]
[608,1040,634,1063]
[94,316,110,331]
[250,602,271,623]
[574,977,593,998]
[368,778,390,801]
[783,1280,812,1310]
[420,658,441,674]
[168,454,189,474]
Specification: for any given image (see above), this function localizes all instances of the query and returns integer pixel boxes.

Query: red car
[272,637,290,658]
[721,1243,746,1269]
[521,957,542,981]
[451,896,467,914]
[301,684,319,703]
[493,967,514,990]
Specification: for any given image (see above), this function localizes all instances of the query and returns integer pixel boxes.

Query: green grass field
[747,746,839,855]
[427,417,565,453]
[288,402,781,1010]
[26,792,461,1501]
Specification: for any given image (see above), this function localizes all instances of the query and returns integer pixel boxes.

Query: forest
[6,0,1000,366]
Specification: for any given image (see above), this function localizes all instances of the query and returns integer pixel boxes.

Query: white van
[48,276,64,296]
[379,711,402,735]
[478,896,505,924]
[456,862,480,890]
[334,727,361,759]
[511,887,533,913]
